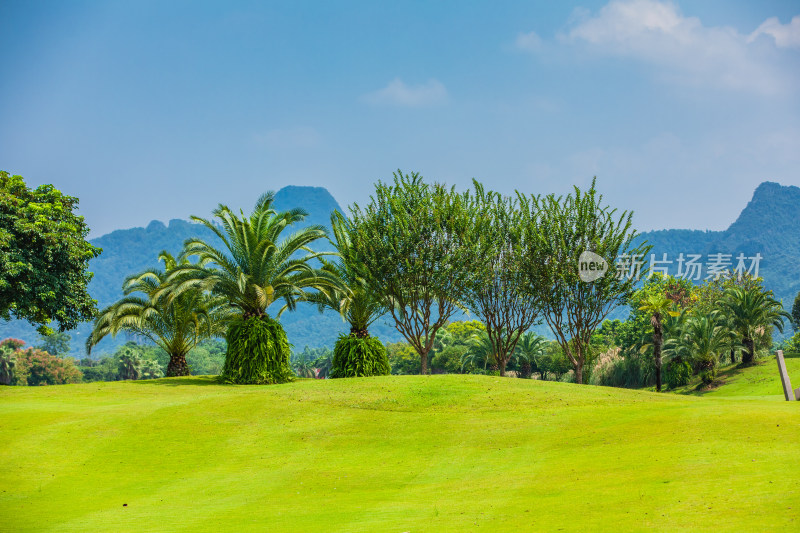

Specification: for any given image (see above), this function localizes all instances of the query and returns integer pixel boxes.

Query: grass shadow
[130,376,224,387]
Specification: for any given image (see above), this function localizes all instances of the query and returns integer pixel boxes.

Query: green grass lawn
[672,353,800,398]
[2,374,799,532]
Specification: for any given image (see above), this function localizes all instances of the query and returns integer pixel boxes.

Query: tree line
[1,169,793,388]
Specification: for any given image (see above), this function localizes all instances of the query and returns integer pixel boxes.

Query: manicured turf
[672,353,800,398]
[1,374,798,532]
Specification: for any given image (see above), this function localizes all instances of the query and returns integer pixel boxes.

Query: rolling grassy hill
[672,353,800,399]
[1,375,798,531]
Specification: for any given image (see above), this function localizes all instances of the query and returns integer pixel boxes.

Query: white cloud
[749,16,800,48]
[556,0,797,94]
[362,78,448,107]
[515,30,542,52]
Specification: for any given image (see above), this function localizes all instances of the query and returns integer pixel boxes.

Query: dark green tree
[518,178,650,384]
[792,291,800,332]
[0,171,101,334]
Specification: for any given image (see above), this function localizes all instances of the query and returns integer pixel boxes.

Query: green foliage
[166,191,335,319]
[386,341,421,375]
[721,284,790,365]
[518,177,650,384]
[338,171,482,373]
[87,251,229,377]
[35,332,71,356]
[221,315,293,385]
[514,331,548,379]
[329,334,391,378]
[461,182,540,376]
[536,342,572,381]
[303,214,388,335]
[664,359,692,389]
[0,344,17,385]
[78,357,119,382]
[792,291,800,332]
[589,348,654,388]
[1,338,82,385]
[0,171,101,334]
[186,339,226,376]
[291,345,333,378]
[430,345,467,374]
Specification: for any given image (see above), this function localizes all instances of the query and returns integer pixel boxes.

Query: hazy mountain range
[1,181,798,357]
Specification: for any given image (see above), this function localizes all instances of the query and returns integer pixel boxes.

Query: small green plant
[700,368,717,386]
[664,360,692,389]
[221,316,293,384]
[329,334,390,378]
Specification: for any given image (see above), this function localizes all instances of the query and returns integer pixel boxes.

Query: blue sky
[1,0,798,237]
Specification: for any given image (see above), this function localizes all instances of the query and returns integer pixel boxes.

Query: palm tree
[461,331,499,373]
[164,192,338,384]
[514,331,548,379]
[638,293,678,392]
[87,251,228,377]
[682,312,728,385]
[304,213,390,378]
[721,286,790,365]
[291,351,318,378]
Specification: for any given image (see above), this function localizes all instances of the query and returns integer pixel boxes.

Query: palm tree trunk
[167,352,191,377]
[653,326,663,392]
[742,337,755,365]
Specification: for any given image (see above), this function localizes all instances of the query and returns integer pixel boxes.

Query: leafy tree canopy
[0,171,101,334]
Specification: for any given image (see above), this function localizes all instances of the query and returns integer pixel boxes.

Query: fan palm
[720,286,790,365]
[86,251,228,377]
[163,192,338,384]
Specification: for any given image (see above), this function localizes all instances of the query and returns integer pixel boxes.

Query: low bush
[221,316,293,384]
[330,334,391,378]
[664,360,692,389]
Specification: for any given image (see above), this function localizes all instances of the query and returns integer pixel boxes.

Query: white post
[776,350,796,402]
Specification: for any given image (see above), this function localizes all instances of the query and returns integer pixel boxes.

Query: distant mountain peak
[725,181,800,237]
[275,186,340,207]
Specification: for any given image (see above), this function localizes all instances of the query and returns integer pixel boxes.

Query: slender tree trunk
[167,352,191,377]
[653,326,663,392]
[730,349,735,365]
[742,337,755,365]
[575,363,583,385]
[420,350,429,375]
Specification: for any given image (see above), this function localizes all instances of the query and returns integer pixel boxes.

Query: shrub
[695,352,718,387]
[221,315,293,384]
[330,334,391,378]
[17,349,82,385]
[700,368,717,386]
[430,345,466,374]
[589,348,654,388]
[664,360,692,389]
[386,342,421,375]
